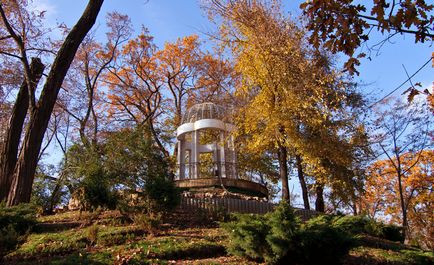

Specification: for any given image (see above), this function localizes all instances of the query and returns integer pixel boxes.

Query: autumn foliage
[363,150,434,249]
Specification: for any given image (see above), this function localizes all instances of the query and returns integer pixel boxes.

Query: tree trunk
[0,58,44,201]
[397,171,409,240]
[315,184,325,212]
[277,143,289,202]
[148,119,169,158]
[47,175,64,214]
[6,0,104,206]
[296,154,310,210]
[352,201,358,216]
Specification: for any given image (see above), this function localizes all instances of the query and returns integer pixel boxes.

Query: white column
[231,134,238,179]
[187,149,191,178]
[192,130,200,179]
[177,139,185,180]
[177,140,181,180]
[219,131,226,178]
[213,143,219,178]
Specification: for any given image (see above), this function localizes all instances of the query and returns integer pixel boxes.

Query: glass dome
[181,102,226,124]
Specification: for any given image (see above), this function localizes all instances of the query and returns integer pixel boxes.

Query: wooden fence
[178,196,319,220]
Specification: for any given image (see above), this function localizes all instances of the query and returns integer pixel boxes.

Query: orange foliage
[105,29,161,125]
[105,32,235,129]
[363,150,434,249]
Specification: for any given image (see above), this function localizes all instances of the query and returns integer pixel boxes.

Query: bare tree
[0,0,105,205]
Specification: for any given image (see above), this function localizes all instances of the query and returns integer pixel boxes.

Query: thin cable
[368,56,433,108]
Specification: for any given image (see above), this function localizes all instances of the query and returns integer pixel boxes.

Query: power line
[368,56,433,108]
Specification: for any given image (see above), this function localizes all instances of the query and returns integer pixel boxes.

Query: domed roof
[181,102,226,124]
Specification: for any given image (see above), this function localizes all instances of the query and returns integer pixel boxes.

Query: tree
[369,98,432,240]
[106,31,235,159]
[363,150,433,249]
[206,0,368,205]
[59,12,132,147]
[62,125,179,212]
[157,35,235,129]
[301,0,434,75]
[0,0,104,205]
[105,28,167,156]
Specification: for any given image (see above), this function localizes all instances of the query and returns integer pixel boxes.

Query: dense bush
[0,203,37,257]
[222,204,354,264]
[0,203,37,234]
[380,223,404,242]
[222,213,270,261]
[77,164,118,211]
[104,126,180,214]
[264,202,299,264]
[131,212,162,235]
[332,215,404,242]
[332,214,372,234]
[144,175,180,212]
[222,202,300,264]
[64,126,180,214]
[65,144,118,211]
[295,215,353,265]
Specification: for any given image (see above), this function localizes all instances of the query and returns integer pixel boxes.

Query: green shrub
[0,203,37,257]
[296,215,354,265]
[331,215,404,242]
[131,212,162,235]
[145,175,180,212]
[222,202,299,264]
[332,215,370,234]
[222,203,353,265]
[0,203,37,234]
[77,164,118,211]
[86,224,99,246]
[222,213,270,261]
[0,225,20,257]
[373,222,405,243]
[265,202,299,264]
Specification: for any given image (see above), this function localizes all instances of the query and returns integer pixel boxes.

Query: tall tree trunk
[296,154,310,210]
[0,58,44,201]
[277,143,289,202]
[7,0,104,206]
[352,201,358,216]
[315,184,325,212]
[397,171,409,241]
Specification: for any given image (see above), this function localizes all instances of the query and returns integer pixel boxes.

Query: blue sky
[35,0,433,99]
[33,0,433,205]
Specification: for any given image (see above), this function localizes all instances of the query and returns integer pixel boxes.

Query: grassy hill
[2,210,433,265]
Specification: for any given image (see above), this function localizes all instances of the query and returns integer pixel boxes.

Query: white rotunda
[174,102,268,198]
[176,102,237,180]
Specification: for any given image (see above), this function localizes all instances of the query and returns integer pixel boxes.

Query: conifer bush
[380,223,404,242]
[296,215,353,265]
[86,224,99,246]
[222,202,299,264]
[0,203,37,257]
[264,202,299,264]
[222,213,270,261]
[222,204,355,264]
[331,215,404,242]
[0,203,37,234]
[332,215,373,234]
